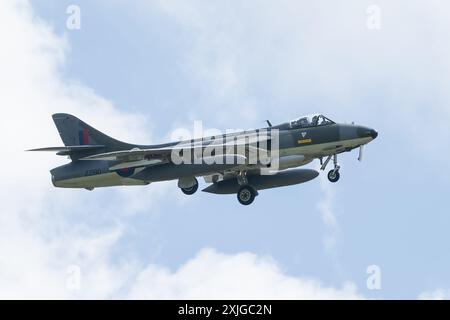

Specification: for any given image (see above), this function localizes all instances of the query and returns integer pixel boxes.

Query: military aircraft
[29,113,377,205]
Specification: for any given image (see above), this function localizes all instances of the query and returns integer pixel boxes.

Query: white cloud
[128,248,363,299]
[0,0,166,299]
[151,0,450,144]
[418,289,450,300]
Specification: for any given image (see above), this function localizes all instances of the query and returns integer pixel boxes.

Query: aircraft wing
[80,146,181,161]
[80,132,272,162]
[27,145,105,156]
[78,146,174,171]
[80,132,272,172]
[81,146,252,171]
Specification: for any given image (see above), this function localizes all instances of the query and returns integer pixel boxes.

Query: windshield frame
[289,114,335,129]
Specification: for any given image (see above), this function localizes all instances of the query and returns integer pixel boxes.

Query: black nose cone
[370,129,378,140]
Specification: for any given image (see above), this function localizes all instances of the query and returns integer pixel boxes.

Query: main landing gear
[179,172,260,205]
[236,171,258,205]
[320,154,341,183]
[179,177,199,195]
[237,185,257,205]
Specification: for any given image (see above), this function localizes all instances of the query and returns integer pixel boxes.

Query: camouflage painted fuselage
[50,120,377,189]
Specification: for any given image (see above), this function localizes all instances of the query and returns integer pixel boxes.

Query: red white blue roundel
[116,167,135,177]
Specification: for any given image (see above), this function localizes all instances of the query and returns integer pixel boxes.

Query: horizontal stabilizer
[27,145,105,155]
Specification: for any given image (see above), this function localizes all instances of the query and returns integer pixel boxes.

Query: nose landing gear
[327,169,340,183]
[320,154,340,183]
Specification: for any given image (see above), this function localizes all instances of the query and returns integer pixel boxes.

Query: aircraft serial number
[85,169,102,176]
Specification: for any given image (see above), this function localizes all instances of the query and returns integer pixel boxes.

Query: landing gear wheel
[237,186,257,205]
[327,169,340,183]
[181,181,199,195]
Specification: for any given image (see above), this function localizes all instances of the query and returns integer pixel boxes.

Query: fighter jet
[29,113,377,205]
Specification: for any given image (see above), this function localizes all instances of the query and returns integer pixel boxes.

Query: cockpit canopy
[289,114,335,129]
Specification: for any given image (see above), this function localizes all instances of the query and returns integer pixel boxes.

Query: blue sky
[1,0,450,299]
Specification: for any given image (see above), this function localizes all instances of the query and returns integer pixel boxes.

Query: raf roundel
[116,167,135,178]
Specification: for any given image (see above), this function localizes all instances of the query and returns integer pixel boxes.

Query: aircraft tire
[181,180,199,195]
[237,186,256,205]
[327,170,340,183]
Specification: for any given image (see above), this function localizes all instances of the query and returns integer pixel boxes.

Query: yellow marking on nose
[298,139,312,144]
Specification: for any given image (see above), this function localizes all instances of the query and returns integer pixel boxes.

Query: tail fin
[52,113,134,150]
[28,114,137,160]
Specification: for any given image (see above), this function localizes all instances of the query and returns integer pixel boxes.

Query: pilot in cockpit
[298,117,309,127]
